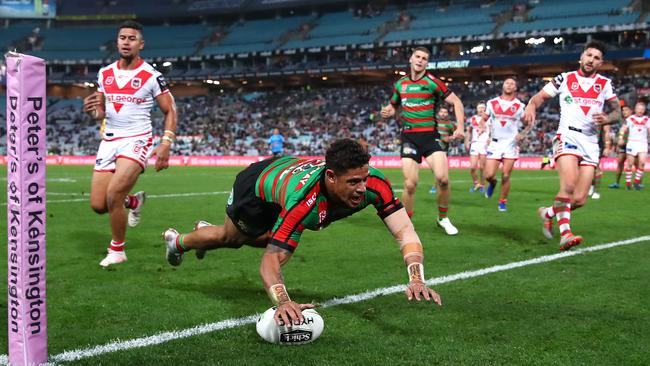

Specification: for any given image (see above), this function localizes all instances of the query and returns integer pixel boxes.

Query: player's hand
[152,143,171,171]
[592,112,609,125]
[516,133,525,142]
[406,280,442,305]
[603,147,611,157]
[523,106,536,125]
[83,92,103,118]
[452,127,464,140]
[274,301,316,327]
[381,104,395,119]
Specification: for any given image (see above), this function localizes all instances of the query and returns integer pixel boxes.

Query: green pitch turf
[0,166,648,365]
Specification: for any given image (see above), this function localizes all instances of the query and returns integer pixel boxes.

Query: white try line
[1,234,646,366]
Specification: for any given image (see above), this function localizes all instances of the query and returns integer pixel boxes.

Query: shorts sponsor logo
[96,158,102,165]
[227,189,234,205]
[402,144,417,155]
[565,143,577,150]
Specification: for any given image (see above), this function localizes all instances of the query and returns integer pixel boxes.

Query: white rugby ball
[256,307,324,345]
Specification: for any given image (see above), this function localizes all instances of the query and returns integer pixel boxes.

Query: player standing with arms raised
[525,41,621,250]
[465,103,488,193]
[380,47,464,235]
[83,21,177,267]
[483,78,532,211]
[621,102,649,190]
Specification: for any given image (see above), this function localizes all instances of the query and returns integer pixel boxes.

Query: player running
[83,21,177,267]
[429,107,456,194]
[525,41,621,250]
[589,124,611,199]
[380,46,465,235]
[609,105,633,188]
[465,103,488,193]
[483,78,532,212]
[621,102,650,190]
[162,139,442,325]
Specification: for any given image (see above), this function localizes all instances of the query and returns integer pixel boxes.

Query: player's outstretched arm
[382,207,442,305]
[524,89,552,125]
[446,92,465,139]
[152,93,178,171]
[260,244,315,326]
[82,92,105,120]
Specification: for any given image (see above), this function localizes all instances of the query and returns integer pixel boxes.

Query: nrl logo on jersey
[105,76,114,85]
[131,78,142,89]
[593,84,602,93]
[510,106,517,113]
[401,84,407,92]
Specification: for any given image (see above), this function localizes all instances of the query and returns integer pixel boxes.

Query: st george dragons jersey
[97,59,169,139]
[469,114,488,144]
[543,70,616,142]
[485,96,525,141]
[255,157,403,252]
[625,115,650,145]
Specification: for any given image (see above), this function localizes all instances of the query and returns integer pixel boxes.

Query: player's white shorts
[552,132,599,167]
[486,138,519,160]
[94,133,154,172]
[625,141,648,156]
[469,141,487,156]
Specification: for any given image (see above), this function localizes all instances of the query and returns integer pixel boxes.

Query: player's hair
[118,21,144,38]
[411,46,431,56]
[325,139,371,174]
[583,40,606,56]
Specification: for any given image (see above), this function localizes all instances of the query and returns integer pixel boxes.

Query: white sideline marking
[0,191,231,206]
[0,235,646,365]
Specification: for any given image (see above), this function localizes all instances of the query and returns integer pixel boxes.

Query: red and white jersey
[543,70,616,142]
[485,96,525,141]
[625,115,650,144]
[97,59,169,139]
[469,114,489,144]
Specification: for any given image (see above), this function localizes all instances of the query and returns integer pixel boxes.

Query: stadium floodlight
[525,37,546,45]
[554,37,564,44]
[205,80,214,84]
[162,61,172,67]
[485,80,492,84]
[321,76,328,81]
[214,80,220,85]
[398,71,406,76]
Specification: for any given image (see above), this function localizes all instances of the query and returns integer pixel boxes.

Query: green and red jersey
[390,73,451,133]
[255,157,403,252]
[436,119,455,150]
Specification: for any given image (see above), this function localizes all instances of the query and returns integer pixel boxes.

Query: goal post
[5,52,48,366]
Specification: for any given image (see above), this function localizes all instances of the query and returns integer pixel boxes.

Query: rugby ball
[256,307,324,345]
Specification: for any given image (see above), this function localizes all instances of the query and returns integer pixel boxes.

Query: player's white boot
[127,191,146,227]
[588,185,594,197]
[437,217,459,236]
[99,249,127,268]
[193,220,214,260]
[163,228,184,266]
[537,207,554,240]
[591,192,600,199]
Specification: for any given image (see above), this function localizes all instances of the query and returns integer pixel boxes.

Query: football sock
[634,168,644,184]
[124,195,139,209]
[554,197,572,237]
[438,205,448,219]
[110,240,125,252]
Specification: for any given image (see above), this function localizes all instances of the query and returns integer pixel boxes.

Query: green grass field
[1,166,649,365]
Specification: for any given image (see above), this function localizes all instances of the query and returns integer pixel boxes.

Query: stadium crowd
[1,74,648,157]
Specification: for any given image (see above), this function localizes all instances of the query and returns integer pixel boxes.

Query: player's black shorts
[226,158,282,238]
[400,131,445,163]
